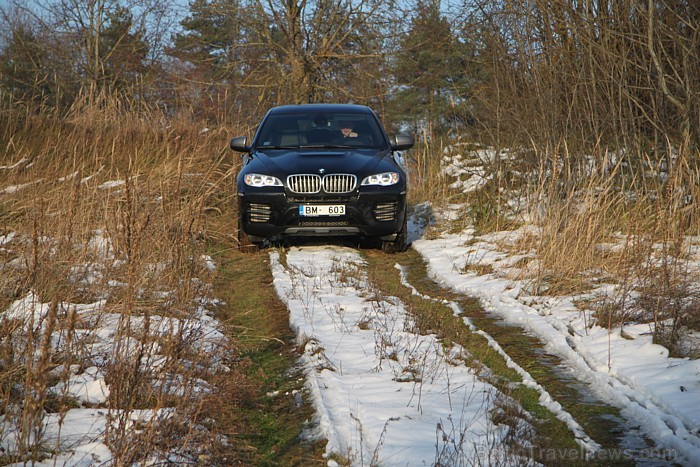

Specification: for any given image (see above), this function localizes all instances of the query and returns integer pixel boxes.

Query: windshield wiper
[298,144,355,149]
[257,145,299,150]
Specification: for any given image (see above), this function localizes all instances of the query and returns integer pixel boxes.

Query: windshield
[255,112,386,150]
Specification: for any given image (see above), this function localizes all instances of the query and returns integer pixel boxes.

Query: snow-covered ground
[9,219,696,465]
[270,246,518,465]
[260,144,700,465]
[263,211,699,465]
[0,221,228,465]
[412,216,700,465]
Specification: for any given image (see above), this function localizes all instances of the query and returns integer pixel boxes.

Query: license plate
[299,204,345,217]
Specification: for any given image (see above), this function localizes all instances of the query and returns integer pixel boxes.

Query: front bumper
[238,190,406,240]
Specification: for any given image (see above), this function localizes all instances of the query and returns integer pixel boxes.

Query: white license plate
[299,204,345,217]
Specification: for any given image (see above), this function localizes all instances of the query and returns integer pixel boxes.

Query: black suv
[230,104,414,251]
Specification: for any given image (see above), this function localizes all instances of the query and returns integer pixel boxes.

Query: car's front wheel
[237,217,261,252]
[382,215,408,253]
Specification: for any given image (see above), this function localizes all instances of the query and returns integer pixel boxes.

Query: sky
[2,146,700,465]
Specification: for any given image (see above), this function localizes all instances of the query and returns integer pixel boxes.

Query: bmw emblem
[319,168,325,174]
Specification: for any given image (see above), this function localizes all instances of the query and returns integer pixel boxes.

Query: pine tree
[100,6,150,91]
[0,23,51,105]
[391,0,461,136]
[169,0,240,82]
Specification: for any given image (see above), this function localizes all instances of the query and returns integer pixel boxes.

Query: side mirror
[390,134,414,151]
[230,136,250,152]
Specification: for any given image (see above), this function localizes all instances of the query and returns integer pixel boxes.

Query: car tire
[382,215,408,253]
[237,217,260,252]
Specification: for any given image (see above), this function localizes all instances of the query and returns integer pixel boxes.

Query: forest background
[0,0,696,150]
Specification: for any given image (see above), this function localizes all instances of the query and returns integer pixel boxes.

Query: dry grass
[405,133,454,208]
[527,148,700,352]
[0,96,255,463]
[3,89,699,460]
[425,136,700,354]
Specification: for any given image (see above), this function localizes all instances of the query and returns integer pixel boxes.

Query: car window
[255,113,385,149]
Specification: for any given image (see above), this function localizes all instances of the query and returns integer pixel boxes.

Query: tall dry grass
[405,132,454,208]
[408,133,700,355]
[0,94,252,463]
[514,144,700,352]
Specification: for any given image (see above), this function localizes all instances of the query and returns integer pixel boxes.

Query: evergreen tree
[100,6,150,91]
[169,0,240,82]
[391,0,461,136]
[0,22,51,105]
[1,0,168,108]
[167,0,270,119]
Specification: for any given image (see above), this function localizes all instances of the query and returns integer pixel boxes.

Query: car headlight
[361,172,400,186]
[244,173,283,187]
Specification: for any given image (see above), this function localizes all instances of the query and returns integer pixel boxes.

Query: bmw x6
[230,104,414,251]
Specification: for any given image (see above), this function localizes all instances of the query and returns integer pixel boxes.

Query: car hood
[247,148,392,176]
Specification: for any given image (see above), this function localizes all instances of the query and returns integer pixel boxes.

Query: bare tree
[245,0,393,104]
[464,0,699,160]
[168,0,401,122]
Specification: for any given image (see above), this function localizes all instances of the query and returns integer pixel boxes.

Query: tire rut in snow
[412,232,699,465]
[269,245,521,465]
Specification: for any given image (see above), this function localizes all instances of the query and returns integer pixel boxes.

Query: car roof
[267,104,374,115]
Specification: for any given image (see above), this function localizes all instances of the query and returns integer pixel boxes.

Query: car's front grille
[374,202,398,221]
[247,203,271,223]
[288,175,321,194]
[287,174,357,194]
[322,174,356,193]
